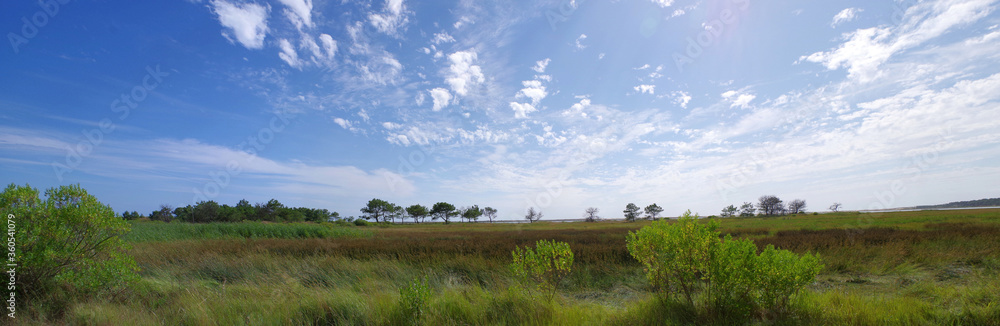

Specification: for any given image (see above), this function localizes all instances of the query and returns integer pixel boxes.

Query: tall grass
[125,221,373,242]
[18,209,1000,325]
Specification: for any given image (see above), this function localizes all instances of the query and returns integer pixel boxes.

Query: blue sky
[2,0,999,220]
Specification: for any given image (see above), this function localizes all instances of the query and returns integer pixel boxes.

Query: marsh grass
[125,221,374,242]
[18,209,1000,325]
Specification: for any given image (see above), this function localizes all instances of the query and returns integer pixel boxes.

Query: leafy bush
[626,210,716,305]
[354,219,370,226]
[398,276,431,323]
[626,209,823,318]
[0,184,138,303]
[510,239,574,301]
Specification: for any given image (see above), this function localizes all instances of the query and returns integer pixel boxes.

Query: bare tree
[584,207,600,222]
[757,195,785,216]
[829,203,842,212]
[483,207,498,223]
[788,199,807,214]
[525,207,543,223]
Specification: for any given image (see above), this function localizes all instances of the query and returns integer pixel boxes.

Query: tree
[0,184,139,302]
[406,204,429,223]
[483,207,498,223]
[584,207,600,222]
[122,211,142,220]
[386,203,403,223]
[623,203,641,222]
[757,195,785,216]
[150,204,174,222]
[462,205,483,223]
[361,198,393,223]
[510,240,574,302]
[193,200,220,223]
[738,202,756,217]
[524,207,543,223]
[431,202,457,223]
[829,202,842,212]
[721,205,738,218]
[644,203,664,220]
[788,199,807,214]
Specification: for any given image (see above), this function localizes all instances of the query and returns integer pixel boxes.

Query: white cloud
[445,50,485,96]
[722,90,756,108]
[382,122,402,130]
[831,7,862,28]
[517,80,547,105]
[210,0,270,49]
[802,0,996,83]
[369,0,410,36]
[673,91,692,108]
[277,0,313,30]
[432,32,456,44]
[429,87,452,111]
[650,0,674,8]
[575,34,588,49]
[277,38,302,68]
[532,58,551,73]
[634,84,655,95]
[510,102,537,119]
[333,117,353,130]
[415,92,426,106]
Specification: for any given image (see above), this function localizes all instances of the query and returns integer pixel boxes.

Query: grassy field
[25,209,1000,325]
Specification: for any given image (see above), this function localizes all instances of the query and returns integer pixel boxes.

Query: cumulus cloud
[510,102,537,119]
[429,87,452,111]
[575,34,588,49]
[277,38,301,68]
[517,80,547,105]
[445,50,485,96]
[649,0,674,8]
[369,0,410,35]
[278,0,313,30]
[634,84,655,95]
[532,58,551,73]
[722,90,756,108]
[831,7,862,27]
[432,32,456,44]
[333,117,353,130]
[210,0,270,49]
[672,91,692,109]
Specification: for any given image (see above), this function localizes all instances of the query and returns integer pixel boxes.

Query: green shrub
[626,210,716,305]
[0,184,138,303]
[626,208,823,318]
[354,219,370,226]
[398,276,431,323]
[510,239,574,301]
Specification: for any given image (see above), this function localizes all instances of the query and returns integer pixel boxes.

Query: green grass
[20,209,1000,325]
[124,220,374,242]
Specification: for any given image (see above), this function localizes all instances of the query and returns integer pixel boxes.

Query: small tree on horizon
[788,199,807,214]
[584,207,600,222]
[623,203,641,222]
[406,204,429,223]
[644,203,664,220]
[829,202,842,212]
[483,207,498,223]
[462,205,483,223]
[739,202,756,217]
[431,202,457,224]
[525,207,543,223]
[721,205,738,218]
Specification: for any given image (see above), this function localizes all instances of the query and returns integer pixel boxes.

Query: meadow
[26,209,1000,325]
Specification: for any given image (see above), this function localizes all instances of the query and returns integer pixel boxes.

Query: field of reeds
[20,209,1000,325]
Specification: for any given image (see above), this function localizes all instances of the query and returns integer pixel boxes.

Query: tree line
[359,198,502,224]
[121,198,339,223]
[719,195,807,218]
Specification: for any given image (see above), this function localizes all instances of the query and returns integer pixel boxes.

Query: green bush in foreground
[398,276,432,324]
[627,209,822,319]
[0,184,138,306]
[510,239,574,302]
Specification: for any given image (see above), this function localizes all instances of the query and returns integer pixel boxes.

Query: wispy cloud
[210,0,270,49]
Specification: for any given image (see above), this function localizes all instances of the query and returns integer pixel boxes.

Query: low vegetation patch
[125,221,373,242]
